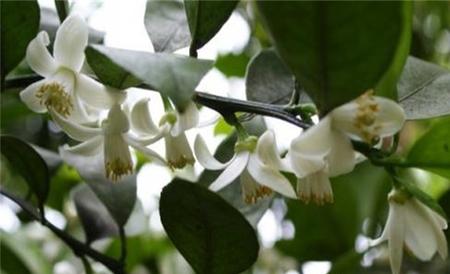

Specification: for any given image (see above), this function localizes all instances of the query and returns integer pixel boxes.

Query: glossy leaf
[398,57,450,120]
[87,45,213,111]
[184,0,239,51]
[0,136,49,204]
[407,118,450,179]
[215,52,250,78]
[144,0,191,53]
[160,179,259,274]
[246,49,294,104]
[256,2,411,114]
[72,184,119,243]
[85,46,142,89]
[1,0,40,81]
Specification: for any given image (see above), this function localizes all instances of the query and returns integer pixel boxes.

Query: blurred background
[1,1,450,274]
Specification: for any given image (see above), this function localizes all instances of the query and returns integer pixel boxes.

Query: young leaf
[144,0,191,53]
[407,118,450,179]
[184,0,239,51]
[256,2,411,114]
[246,49,295,104]
[85,46,142,89]
[160,179,259,274]
[86,45,213,111]
[398,57,450,120]
[0,136,50,205]
[72,184,119,243]
[1,0,40,81]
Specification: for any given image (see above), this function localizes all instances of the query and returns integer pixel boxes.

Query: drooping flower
[195,130,296,203]
[52,104,166,181]
[20,14,121,122]
[129,98,199,169]
[372,189,448,274]
[288,90,405,204]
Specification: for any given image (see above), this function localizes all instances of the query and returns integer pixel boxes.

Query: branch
[0,190,125,274]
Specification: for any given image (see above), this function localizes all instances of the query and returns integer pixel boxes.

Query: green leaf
[87,45,213,111]
[276,162,390,261]
[85,46,142,89]
[398,57,450,120]
[1,0,40,81]
[0,136,49,205]
[144,0,191,53]
[407,118,450,179]
[215,52,250,78]
[72,184,119,243]
[160,179,259,274]
[328,250,363,274]
[184,0,239,51]
[245,49,294,104]
[256,1,412,114]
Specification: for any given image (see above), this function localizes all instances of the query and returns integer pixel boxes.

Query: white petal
[388,202,405,274]
[424,206,448,259]
[26,31,57,77]
[76,74,125,109]
[50,109,101,141]
[171,102,199,136]
[197,113,220,128]
[54,14,88,71]
[64,136,103,156]
[209,152,249,192]
[247,155,296,199]
[374,97,406,137]
[288,149,329,178]
[125,135,167,166]
[194,135,232,170]
[165,132,195,169]
[327,130,356,177]
[129,98,159,136]
[19,80,47,113]
[256,130,284,168]
[126,125,169,146]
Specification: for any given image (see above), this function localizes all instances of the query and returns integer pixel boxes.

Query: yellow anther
[36,82,73,117]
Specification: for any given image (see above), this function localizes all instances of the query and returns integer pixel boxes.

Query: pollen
[244,186,272,204]
[106,158,133,182]
[353,90,380,144]
[167,155,195,169]
[35,82,73,117]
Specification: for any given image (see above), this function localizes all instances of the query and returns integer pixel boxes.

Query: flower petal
[165,132,195,169]
[26,31,57,77]
[54,14,88,71]
[50,109,101,141]
[64,136,103,156]
[194,134,232,170]
[209,152,249,192]
[327,130,355,177]
[76,74,126,109]
[126,124,169,146]
[171,102,199,136]
[19,80,47,113]
[374,97,406,137]
[256,130,285,169]
[125,135,167,166]
[388,202,405,274]
[247,155,296,199]
[129,98,160,136]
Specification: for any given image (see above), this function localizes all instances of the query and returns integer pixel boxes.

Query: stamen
[353,90,380,144]
[106,159,133,181]
[167,156,195,169]
[35,82,73,117]
[244,186,272,204]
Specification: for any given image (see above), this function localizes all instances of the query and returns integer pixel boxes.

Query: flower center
[35,82,73,117]
[297,171,333,205]
[106,158,133,181]
[167,156,195,169]
[241,170,272,204]
[235,136,258,153]
[159,112,177,126]
[353,90,381,144]
[104,133,133,181]
[388,189,411,204]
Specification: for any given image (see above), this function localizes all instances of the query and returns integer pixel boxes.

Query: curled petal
[76,74,126,109]
[209,152,249,192]
[172,102,199,136]
[256,130,285,169]
[54,14,88,71]
[129,98,160,136]
[327,130,355,177]
[19,80,47,113]
[126,124,169,146]
[64,136,103,156]
[125,136,167,166]
[247,155,296,199]
[26,31,57,77]
[50,109,101,141]
[194,135,232,170]
[374,97,406,137]
[388,202,405,274]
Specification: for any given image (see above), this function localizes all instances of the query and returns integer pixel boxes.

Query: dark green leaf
[54,0,69,23]
[398,57,450,120]
[85,46,142,89]
[0,136,49,204]
[1,0,40,81]
[256,2,412,114]
[245,49,294,104]
[87,45,213,111]
[160,179,259,274]
[72,184,119,243]
[184,0,238,51]
[144,0,191,53]
[328,250,363,274]
[407,118,450,179]
[215,52,250,78]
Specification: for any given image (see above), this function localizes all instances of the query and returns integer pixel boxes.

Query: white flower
[52,104,166,181]
[373,190,448,274]
[195,131,296,203]
[288,91,406,205]
[20,14,121,122]
[129,98,199,169]
[288,116,355,204]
